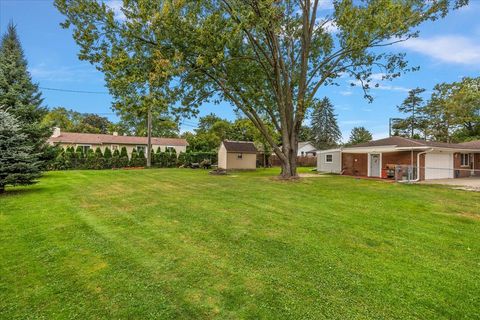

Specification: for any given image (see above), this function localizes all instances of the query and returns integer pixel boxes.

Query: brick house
[317,136,480,181]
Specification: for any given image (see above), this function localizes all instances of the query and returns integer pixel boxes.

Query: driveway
[421,176,480,191]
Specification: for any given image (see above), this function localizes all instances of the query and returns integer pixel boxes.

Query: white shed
[317,149,342,173]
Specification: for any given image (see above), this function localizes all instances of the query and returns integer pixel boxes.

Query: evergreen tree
[85,148,95,169]
[111,149,120,168]
[103,147,112,169]
[0,110,41,193]
[0,23,49,153]
[94,147,104,169]
[129,148,139,167]
[136,148,146,167]
[119,147,129,167]
[393,87,427,138]
[310,98,342,150]
[347,127,373,146]
[169,148,177,167]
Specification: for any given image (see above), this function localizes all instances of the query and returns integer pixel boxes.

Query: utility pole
[146,105,152,167]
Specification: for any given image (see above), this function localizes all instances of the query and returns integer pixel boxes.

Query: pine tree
[103,147,112,169]
[111,149,120,168]
[0,23,49,153]
[137,148,146,167]
[0,110,41,193]
[393,87,427,138]
[119,147,129,167]
[94,147,104,169]
[310,98,342,150]
[129,148,138,167]
[347,127,373,146]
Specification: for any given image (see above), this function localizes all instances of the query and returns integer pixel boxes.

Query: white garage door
[425,153,454,180]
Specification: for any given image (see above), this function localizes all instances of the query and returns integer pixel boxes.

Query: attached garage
[424,153,454,180]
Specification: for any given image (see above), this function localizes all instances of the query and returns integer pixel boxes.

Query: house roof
[48,131,188,146]
[349,136,480,150]
[222,140,257,153]
[298,141,314,149]
[459,140,480,148]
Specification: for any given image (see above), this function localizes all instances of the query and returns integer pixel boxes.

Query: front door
[369,154,381,177]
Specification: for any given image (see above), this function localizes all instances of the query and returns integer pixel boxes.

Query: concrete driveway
[421,176,480,191]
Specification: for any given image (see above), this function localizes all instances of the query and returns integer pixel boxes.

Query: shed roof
[48,131,188,146]
[222,140,257,153]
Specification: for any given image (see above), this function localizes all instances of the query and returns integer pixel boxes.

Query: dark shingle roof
[222,140,257,153]
[48,132,188,146]
[349,136,479,150]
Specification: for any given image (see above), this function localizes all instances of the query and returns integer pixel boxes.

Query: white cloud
[398,35,480,65]
[339,90,353,96]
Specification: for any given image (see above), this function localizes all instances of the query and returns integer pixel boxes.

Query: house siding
[218,143,228,169]
[225,152,256,170]
[317,151,341,173]
[342,153,368,176]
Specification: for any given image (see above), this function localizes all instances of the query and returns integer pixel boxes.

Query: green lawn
[1,168,479,319]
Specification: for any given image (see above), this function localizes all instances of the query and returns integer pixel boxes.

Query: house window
[460,153,470,167]
[136,145,146,155]
[301,151,305,156]
[111,145,119,151]
[325,154,333,163]
[237,153,243,159]
[78,145,91,154]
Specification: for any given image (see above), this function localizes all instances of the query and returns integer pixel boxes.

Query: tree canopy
[56,0,466,177]
[347,126,372,146]
[310,97,341,150]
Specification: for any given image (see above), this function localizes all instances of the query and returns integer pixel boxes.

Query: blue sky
[1,0,479,140]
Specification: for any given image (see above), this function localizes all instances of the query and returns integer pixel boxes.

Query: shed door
[425,153,453,180]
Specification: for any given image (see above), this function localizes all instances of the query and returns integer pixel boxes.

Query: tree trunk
[278,135,299,179]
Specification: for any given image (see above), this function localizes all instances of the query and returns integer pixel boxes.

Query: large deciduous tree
[55,0,466,178]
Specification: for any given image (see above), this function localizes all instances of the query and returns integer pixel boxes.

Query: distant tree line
[52,146,216,170]
[393,78,480,143]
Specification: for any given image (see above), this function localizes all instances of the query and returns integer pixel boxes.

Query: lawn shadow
[0,186,46,197]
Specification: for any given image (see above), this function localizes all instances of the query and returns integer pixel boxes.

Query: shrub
[177,152,187,167]
[129,148,138,167]
[111,149,120,168]
[119,147,129,168]
[85,148,96,169]
[104,147,112,169]
[136,148,146,167]
[74,146,84,169]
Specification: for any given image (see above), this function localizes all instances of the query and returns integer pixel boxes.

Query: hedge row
[52,146,217,170]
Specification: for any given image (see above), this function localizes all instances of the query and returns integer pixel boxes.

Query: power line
[40,87,110,94]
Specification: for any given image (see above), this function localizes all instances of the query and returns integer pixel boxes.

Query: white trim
[325,154,333,163]
[460,153,470,167]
